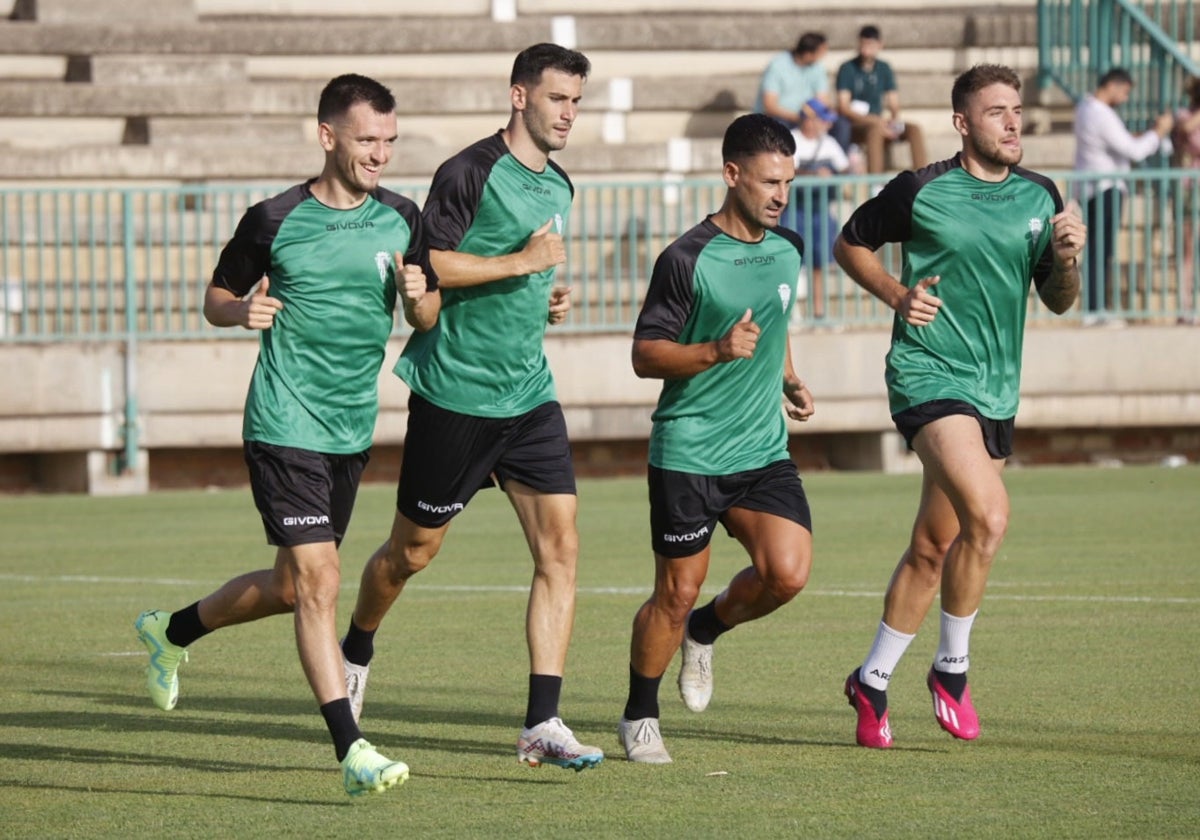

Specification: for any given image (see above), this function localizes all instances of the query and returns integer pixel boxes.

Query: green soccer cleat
[341,738,409,797]
[134,609,188,711]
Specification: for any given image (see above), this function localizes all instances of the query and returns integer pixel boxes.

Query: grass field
[1,465,1198,838]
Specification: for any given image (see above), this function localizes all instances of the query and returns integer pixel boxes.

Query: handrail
[1038,0,1199,129]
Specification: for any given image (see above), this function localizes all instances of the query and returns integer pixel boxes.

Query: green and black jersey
[841,154,1061,419]
[212,180,432,454]
[396,131,574,418]
[634,218,805,476]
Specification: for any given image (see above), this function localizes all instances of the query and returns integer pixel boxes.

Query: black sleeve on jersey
[772,225,806,262]
[376,188,439,291]
[840,158,957,250]
[1014,166,1066,290]
[421,135,505,253]
[840,170,919,249]
[547,158,576,200]
[211,183,306,296]
[634,225,713,341]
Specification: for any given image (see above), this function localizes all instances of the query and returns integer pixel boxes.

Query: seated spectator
[783,100,847,322]
[755,32,832,130]
[834,25,928,174]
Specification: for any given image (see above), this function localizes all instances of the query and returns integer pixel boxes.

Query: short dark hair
[317,74,395,123]
[951,64,1022,113]
[1098,67,1134,88]
[510,43,591,87]
[721,113,796,164]
[859,24,881,40]
[793,32,827,57]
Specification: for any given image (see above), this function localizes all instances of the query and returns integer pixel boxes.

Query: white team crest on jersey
[1028,218,1043,237]
[778,283,792,312]
[374,251,391,284]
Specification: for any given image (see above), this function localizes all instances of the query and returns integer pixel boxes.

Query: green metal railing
[3,174,1197,471]
[2,175,1197,344]
[1038,0,1199,129]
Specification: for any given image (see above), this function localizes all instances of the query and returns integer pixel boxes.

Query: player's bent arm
[632,337,720,380]
[404,288,441,332]
[203,284,252,328]
[430,248,542,289]
[1038,257,1081,315]
[833,235,906,310]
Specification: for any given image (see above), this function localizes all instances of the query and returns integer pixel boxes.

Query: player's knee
[909,537,949,579]
[766,563,810,603]
[655,579,703,624]
[293,565,341,612]
[964,507,1008,556]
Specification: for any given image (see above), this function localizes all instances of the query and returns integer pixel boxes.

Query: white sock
[859,621,916,691]
[934,609,977,674]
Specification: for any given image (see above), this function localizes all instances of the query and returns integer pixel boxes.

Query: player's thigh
[244,441,344,547]
[651,547,712,609]
[277,540,342,601]
[493,401,577,497]
[396,393,503,527]
[912,414,1008,525]
[505,480,579,564]
[724,508,812,585]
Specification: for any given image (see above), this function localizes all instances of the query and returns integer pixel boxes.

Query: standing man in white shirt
[1073,68,1173,324]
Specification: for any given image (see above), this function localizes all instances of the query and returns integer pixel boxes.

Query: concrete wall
[4,323,1199,491]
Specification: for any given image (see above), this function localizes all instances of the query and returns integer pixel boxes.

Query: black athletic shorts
[243,440,369,548]
[648,459,812,559]
[397,393,576,528]
[892,399,1015,460]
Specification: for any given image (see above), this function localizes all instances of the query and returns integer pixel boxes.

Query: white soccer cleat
[517,717,604,771]
[618,717,673,764]
[677,629,714,712]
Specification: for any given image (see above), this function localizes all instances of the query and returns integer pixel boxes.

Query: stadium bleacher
[0,0,1070,184]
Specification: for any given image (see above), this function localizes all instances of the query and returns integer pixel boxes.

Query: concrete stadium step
[0,9,1033,57]
[0,128,1081,182]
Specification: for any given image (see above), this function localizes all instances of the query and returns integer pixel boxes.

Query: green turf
[0,465,1197,838]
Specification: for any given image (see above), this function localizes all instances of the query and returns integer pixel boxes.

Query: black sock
[623,664,663,721]
[687,599,731,646]
[321,698,363,762]
[524,674,563,729]
[165,602,209,649]
[341,620,376,667]
[933,667,968,702]
[855,668,889,718]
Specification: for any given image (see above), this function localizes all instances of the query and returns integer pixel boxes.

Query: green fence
[1,173,1198,344]
[1038,0,1199,130]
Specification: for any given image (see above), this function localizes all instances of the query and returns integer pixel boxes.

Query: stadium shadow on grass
[0,779,356,808]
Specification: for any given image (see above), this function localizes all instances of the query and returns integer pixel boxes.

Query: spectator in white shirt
[1073,67,1174,322]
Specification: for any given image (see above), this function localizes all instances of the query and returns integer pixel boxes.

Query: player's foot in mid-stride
[677,625,714,712]
[134,609,189,711]
[517,717,604,771]
[618,717,673,764]
[927,668,980,741]
[845,668,892,749]
[341,738,409,797]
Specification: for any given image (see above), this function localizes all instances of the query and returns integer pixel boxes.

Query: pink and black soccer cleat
[927,668,980,741]
[844,669,893,749]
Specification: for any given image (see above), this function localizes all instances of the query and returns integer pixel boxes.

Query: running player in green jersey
[618,114,817,763]
[833,64,1086,748]
[133,74,438,796]
[340,44,604,771]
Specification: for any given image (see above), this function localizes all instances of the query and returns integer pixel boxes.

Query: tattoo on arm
[1039,258,1081,314]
